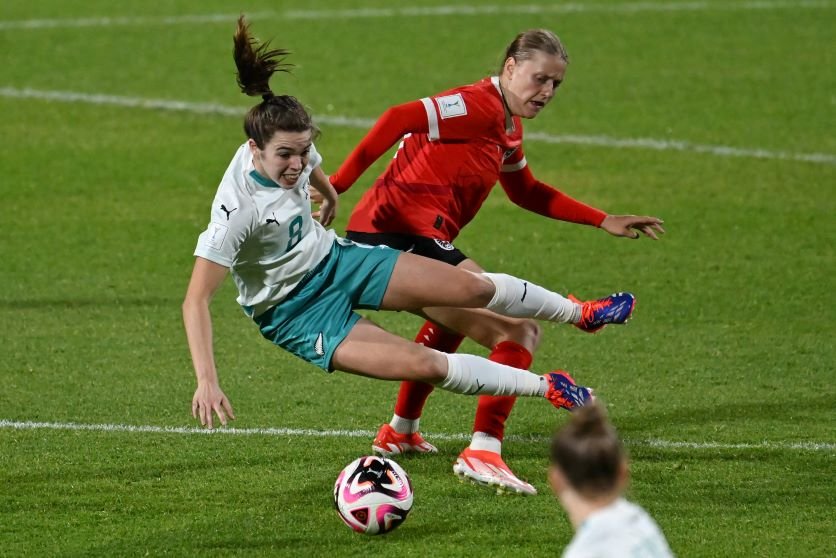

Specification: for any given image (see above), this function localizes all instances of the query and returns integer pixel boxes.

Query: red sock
[393,321,465,419]
[472,341,533,441]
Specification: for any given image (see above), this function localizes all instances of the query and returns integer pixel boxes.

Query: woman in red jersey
[326,29,664,496]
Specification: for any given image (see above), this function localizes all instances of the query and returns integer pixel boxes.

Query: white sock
[439,353,546,397]
[470,432,502,454]
[482,272,581,323]
[389,415,419,434]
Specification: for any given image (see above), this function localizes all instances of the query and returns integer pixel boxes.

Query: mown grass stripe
[1,86,832,165]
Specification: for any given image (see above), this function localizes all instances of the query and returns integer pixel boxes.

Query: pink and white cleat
[453,448,537,496]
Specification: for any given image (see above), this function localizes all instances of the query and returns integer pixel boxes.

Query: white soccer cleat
[453,448,537,496]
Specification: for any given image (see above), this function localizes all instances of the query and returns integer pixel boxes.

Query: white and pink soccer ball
[333,455,413,535]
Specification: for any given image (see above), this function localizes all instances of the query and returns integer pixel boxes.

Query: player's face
[249,129,313,189]
[502,51,567,119]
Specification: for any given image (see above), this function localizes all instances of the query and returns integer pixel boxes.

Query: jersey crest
[433,238,456,251]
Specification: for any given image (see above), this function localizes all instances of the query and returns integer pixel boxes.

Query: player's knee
[489,319,541,351]
[518,319,542,349]
[464,271,495,307]
[408,348,448,383]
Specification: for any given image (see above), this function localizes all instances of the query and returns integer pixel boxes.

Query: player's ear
[247,138,260,157]
[503,56,516,78]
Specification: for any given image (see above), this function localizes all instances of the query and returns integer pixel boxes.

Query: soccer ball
[333,455,413,535]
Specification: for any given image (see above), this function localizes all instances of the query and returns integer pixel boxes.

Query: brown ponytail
[233,16,317,148]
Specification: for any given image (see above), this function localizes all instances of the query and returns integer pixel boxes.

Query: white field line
[0,12,274,30]
[283,1,833,19]
[0,2,831,30]
[524,132,836,165]
[1,419,833,452]
[2,86,833,165]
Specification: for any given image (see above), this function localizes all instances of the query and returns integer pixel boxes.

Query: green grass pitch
[1,1,834,556]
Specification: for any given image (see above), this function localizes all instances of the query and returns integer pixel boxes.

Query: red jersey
[345,77,521,240]
[330,78,606,242]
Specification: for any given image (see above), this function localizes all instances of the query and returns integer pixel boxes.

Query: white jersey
[194,142,336,318]
[563,499,673,558]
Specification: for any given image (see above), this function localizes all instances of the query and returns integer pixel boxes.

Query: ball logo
[351,508,369,524]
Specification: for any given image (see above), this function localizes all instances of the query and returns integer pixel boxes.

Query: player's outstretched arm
[329,100,429,193]
[183,256,236,429]
[499,161,665,239]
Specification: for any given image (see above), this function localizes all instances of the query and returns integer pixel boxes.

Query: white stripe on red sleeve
[501,156,527,173]
[420,97,440,141]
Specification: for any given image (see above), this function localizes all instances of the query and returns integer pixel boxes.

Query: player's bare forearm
[182,258,236,428]
[182,298,219,385]
[182,258,228,382]
[310,167,338,204]
[309,167,338,226]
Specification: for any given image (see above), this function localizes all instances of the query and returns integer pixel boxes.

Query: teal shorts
[253,238,400,372]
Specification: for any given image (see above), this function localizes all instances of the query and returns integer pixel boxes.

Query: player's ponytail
[549,402,626,497]
[233,15,317,148]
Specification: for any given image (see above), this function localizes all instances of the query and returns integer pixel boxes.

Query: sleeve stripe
[420,97,440,141]
[501,157,527,173]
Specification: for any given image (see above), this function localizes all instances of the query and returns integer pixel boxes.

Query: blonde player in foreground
[550,403,674,557]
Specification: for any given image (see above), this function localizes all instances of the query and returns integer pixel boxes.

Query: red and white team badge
[433,239,455,251]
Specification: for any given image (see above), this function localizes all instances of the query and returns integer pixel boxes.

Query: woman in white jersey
[184,17,600,429]
[549,403,674,558]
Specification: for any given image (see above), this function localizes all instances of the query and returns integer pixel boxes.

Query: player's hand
[309,186,336,225]
[192,381,235,429]
[313,197,337,226]
[310,188,325,205]
[600,215,665,240]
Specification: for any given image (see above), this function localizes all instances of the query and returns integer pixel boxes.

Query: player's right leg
[380,252,635,328]
[380,252,580,322]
